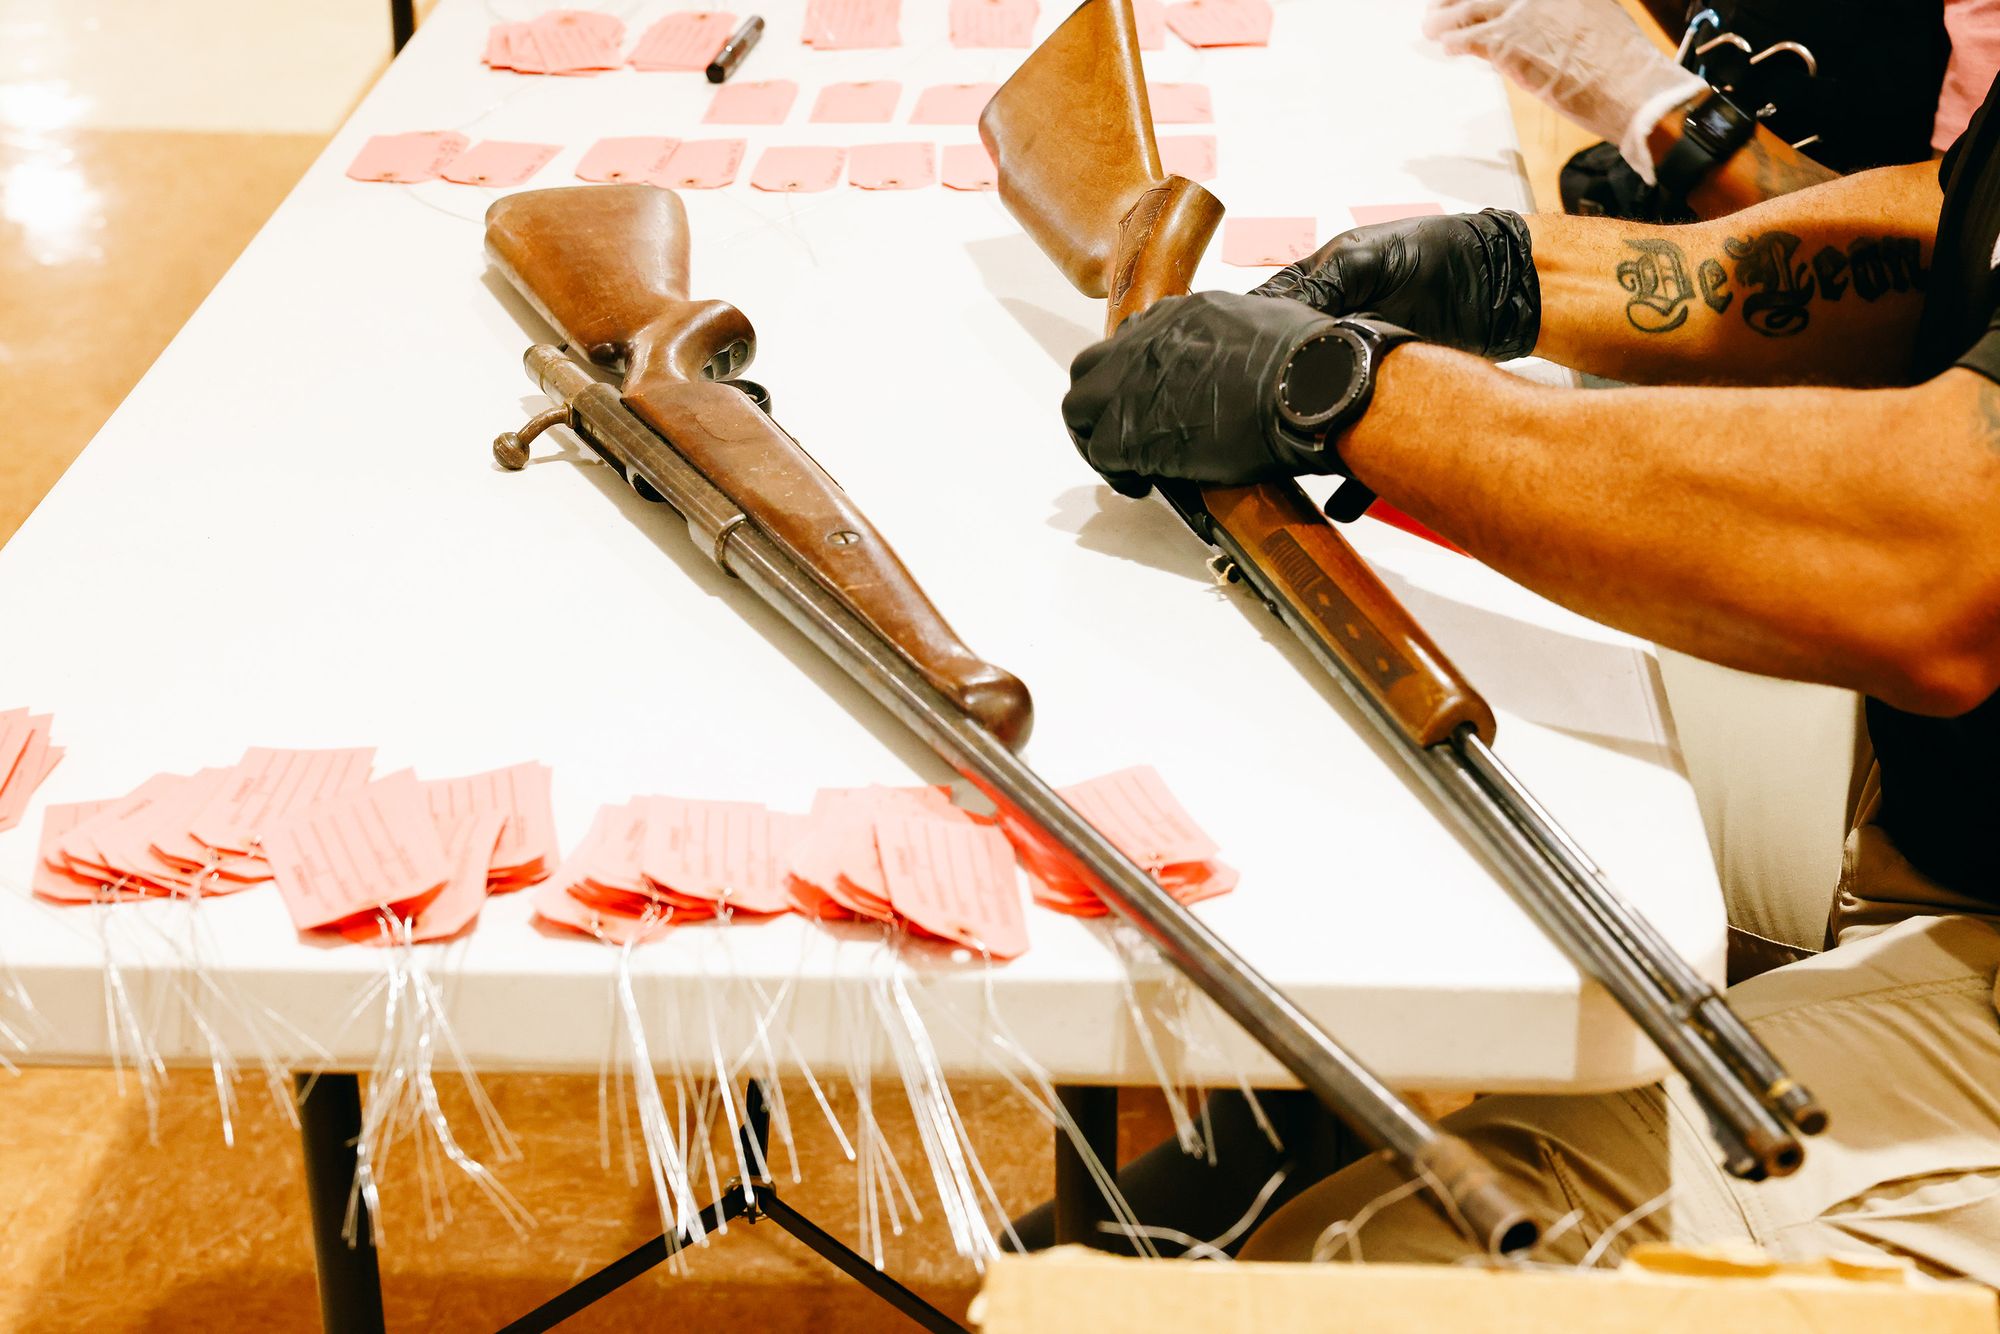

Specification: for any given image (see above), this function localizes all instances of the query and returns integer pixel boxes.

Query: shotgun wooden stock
[485,186,1033,748]
[979,0,1493,748]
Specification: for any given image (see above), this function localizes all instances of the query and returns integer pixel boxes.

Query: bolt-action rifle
[482,184,1539,1255]
[981,0,1824,1183]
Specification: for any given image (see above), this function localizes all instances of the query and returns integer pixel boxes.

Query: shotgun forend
[484,185,1034,749]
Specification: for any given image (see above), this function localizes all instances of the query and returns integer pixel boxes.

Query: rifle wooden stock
[485,186,1033,749]
[979,0,1493,751]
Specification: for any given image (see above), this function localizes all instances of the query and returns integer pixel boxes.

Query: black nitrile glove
[1252,208,1539,361]
[1062,291,1344,494]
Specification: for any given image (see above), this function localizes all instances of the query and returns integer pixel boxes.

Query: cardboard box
[972,1245,1998,1332]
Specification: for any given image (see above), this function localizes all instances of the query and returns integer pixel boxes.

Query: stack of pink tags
[537,786,1030,958]
[32,750,557,946]
[998,766,1236,917]
[627,11,739,70]
[483,10,626,74]
[0,710,61,834]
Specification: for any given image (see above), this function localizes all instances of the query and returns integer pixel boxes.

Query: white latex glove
[1424,0,1707,185]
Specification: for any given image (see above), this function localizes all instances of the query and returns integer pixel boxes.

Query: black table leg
[1051,1085,1119,1248]
[297,1073,386,1334]
[390,0,416,53]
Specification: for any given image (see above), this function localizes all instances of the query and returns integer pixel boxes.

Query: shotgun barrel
[982,0,1824,1181]
[484,185,1542,1256]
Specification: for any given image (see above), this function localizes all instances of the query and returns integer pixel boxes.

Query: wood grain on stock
[982,0,1493,749]
[484,186,1033,748]
[1204,484,1494,746]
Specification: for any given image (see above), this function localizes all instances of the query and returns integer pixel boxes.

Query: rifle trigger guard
[711,513,749,574]
[493,405,571,471]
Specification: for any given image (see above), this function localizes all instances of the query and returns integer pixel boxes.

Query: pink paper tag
[0,712,57,832]
[848,142,935,190]
[1164,0,1272,47]
[344,811,506,944]
[802,0,902,48]
[1159,134,1216,182]
[656,138,746,188]
[877,816,1028,958]
[1348,201,1446,227]
[950,0,1037,47]
[1222,216,1318,267]
[628,11,738,70]
[423,762,558,885]
[788,786,965,920]
[1134,0,1166,48]
[535,815,677,944]
[810,80,902,123]
[639,797,800,915]
[33,800,120,903]
[585,799,650,894]
[1060,766,1220,869]
[576,136,682,183]
[190,747,376,855]
[346,132,468,183]
[751,145,847,192]
[92,767,238,893]
[705,78,799,125]
[940,143,998,191]
[910,83,1000,126]
[441,140,561,187]
[1146,82,1212,124]
[0,710,30,791]
[262,772,451,931]
[528,9,627,71]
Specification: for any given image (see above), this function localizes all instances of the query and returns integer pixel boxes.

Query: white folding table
[0,1,1721,1327]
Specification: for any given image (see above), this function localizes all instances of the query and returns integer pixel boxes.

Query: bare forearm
[1341,345,2000,713]
[1527,161,1941,385]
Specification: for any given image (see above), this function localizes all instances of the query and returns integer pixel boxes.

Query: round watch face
[1277,328,1364,432]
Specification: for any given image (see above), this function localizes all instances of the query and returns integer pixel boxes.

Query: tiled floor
[0,3,1606,1329]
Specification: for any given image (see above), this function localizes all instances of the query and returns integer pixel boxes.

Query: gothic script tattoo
[1616,238,1696,333]
[1616,231,1928,338]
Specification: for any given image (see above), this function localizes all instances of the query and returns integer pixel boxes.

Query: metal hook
[1749,39,1818,78]
[1675,8,1722,64]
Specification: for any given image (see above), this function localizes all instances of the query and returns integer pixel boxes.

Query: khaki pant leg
[1244,916,2000,1282]
[1656,649,1859,953]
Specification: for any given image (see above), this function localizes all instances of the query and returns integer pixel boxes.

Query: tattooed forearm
[1978,379,2000,457]
[1737,136,1839,200]
[1617,231,1927,337]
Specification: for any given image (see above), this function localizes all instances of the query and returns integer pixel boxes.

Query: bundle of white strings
[338,913,531,1245]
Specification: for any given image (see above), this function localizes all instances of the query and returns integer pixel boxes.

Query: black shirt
[1863,77,2000,898]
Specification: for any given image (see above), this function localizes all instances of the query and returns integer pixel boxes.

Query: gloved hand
[1252,208,1540,361]
[1423,0,1706,185]
[1063,291,1347,495]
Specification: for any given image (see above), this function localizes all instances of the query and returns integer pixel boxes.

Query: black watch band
[1656,90,1756,202]
[1272,315,1419,521]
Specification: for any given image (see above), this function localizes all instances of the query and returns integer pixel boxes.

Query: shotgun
[482,184,1539,1255]
[981,0,1824,1181]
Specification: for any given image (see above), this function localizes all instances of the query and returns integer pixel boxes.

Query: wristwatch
[1656,90,1757,202]
[1272,314,1419,521]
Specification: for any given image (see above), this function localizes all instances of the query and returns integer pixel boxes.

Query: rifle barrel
[518,344,1541,1258]
[1199,494,1813,1179]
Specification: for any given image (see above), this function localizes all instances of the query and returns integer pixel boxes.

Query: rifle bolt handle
[493,406,571,471]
